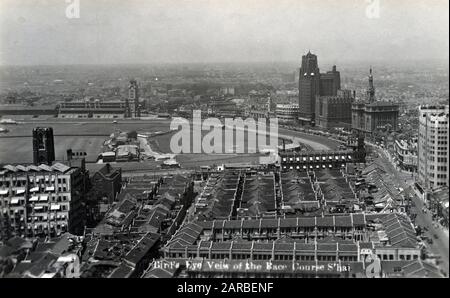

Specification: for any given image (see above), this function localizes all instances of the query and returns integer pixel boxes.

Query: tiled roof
[381,213,417,248]
[401,260,442,278]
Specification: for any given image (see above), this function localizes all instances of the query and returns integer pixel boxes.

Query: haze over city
[0,0,448,283]
[0,0,449,66]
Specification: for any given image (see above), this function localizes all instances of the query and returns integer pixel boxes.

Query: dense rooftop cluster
[80,174,194,277]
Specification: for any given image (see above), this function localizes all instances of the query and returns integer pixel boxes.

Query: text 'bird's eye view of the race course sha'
[0,0,448,285]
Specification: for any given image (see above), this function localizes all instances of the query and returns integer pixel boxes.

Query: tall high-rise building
[298,52,340,125]
[367,67,375,102]
[319,65,341,96]
[128,79,140,117]
[417,105,449,191]
[298,52,320,124]
[32,127,55,165]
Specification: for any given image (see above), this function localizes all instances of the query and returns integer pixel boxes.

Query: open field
[0,119,340,167]
[0,136,105,163]
[0,120,172,164]
[0,120,171,136]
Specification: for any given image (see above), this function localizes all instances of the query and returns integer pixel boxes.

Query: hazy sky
[0,0,448,65]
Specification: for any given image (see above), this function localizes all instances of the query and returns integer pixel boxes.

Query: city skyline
[0,0,448,281]
[0,0,449,66]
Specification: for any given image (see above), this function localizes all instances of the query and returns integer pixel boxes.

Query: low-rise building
[157,212,433,278]
[80,174,195,278]
[58,99,127,119]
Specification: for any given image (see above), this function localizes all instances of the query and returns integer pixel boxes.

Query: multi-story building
[276,104,299,123]
[58,98,128,119]
[90,164,122,204]
[319,66,341,96]
[417,105,449,190]
[128,79,141,118]
[351,69,399,134]
[394,139,418,173]
[298,51,340,125]
[0,162,88,239]
[32,127,55,165]
[315,89,353,129]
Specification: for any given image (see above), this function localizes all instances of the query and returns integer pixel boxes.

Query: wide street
[371,145,449,275]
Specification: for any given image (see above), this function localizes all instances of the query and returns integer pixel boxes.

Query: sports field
[0,120,171,164]
[0,136,105,163]
[0,118,338,167]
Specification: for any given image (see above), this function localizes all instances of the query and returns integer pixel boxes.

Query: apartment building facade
[417,105,449,190]
[0,162,87,239]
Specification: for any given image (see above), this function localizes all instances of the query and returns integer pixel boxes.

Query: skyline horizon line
[1,57,449,69]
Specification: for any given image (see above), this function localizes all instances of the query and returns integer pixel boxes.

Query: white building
[394,139,418,172]
[276,104,299,123]
[417,105,449,190]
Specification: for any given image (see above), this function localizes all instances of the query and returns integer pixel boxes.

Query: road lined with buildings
[373,145,449,275]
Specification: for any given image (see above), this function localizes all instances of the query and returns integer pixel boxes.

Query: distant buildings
[281,72,296,84]
[208,100,240,117]
[58,98,128,119]
[351,69,399,134]
[128,79,141,118]
[280,134,366,172]
[0,104,58,119]
[57,79,144,119]
[220,87,235,96]
[417,105,449,191]
[116,145,140,162]
[101,130,141,163]
[32,127,55,165]
[276,104,299,123]
[298,52,340,125]
[280,150,358,171]
[315,90,354,129]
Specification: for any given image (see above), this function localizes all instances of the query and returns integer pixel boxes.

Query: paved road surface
[372,145,449,275]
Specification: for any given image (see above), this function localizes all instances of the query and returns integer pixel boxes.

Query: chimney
[66,149,73,161]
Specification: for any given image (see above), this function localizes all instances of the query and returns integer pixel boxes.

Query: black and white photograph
[0,0,448,284]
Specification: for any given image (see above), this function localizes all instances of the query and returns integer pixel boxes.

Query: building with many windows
[315,89,354,129]
[153,211,430,278]
[351,69,399,134]
[58,98,128,119]
[394,139,418,173]
[417,105,449,190]
[0,162,88,239]
[276,104,299,123]
[298,52,341,125]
